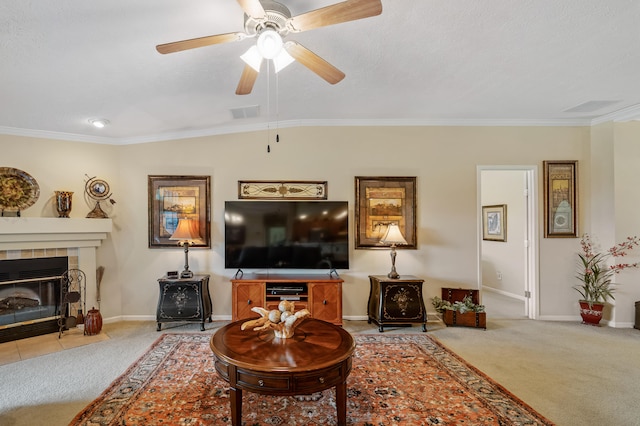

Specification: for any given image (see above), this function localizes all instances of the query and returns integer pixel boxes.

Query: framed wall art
[355,176,417,249]
[543,160,578,238]
[238,180,327,199]
[482,204,507,242]
[148,175,211,248]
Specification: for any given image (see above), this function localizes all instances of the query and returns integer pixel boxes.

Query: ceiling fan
[156,0,382,95]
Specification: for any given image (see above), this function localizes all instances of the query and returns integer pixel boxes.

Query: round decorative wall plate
[0,167,40,213]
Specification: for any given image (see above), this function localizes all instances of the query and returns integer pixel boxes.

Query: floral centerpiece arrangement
[575,233,640,309]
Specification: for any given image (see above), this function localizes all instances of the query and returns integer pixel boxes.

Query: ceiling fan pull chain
[276,72,280,144]
[266,61,271,153]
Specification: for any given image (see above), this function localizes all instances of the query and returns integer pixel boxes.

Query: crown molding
[0,125,114,144]
[0,116,610,146]
[590,103,640,125]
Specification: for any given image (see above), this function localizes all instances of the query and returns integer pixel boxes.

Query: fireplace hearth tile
[0,328,111,365]
[59,327,109,350]
[17,335,63,359]
[0,341,20,364]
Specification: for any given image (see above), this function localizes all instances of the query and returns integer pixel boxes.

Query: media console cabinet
[231,274,343,325]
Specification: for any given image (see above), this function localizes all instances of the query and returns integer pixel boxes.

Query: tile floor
[0,325,109,366]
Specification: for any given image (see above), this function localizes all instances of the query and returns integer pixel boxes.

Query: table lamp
[380,223,408,279]
[170,218,200,279]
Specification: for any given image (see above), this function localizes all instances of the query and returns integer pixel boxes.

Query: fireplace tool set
[58,269,86,338]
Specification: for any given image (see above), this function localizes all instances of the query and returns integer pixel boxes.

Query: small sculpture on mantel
[241,301,310,338]
[84,175,116,218]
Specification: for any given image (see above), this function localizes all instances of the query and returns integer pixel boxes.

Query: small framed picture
[148,175,211,248]
[482,204,507,242]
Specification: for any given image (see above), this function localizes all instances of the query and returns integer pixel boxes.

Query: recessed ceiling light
[89,118,110,128]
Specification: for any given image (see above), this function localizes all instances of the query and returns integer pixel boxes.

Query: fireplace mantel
[0,218,112,250]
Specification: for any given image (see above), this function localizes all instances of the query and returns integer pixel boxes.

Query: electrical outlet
[497,271,502,280]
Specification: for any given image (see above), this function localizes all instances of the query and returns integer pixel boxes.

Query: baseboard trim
[483,286,526,301]
[105,314,640,327]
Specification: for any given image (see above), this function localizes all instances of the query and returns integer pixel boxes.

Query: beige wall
[612,122,640,324]
[3,123,639,326]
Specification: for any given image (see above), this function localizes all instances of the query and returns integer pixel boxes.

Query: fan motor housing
[244,0,292,37]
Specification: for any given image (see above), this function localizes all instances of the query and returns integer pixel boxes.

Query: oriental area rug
[71,333,553,426]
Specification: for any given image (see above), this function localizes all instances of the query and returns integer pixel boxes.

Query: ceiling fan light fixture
[240,46,263,72]
[273,48,295,73]
[256,28,283,59]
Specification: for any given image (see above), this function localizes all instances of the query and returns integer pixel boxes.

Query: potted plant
[574,233,640,325]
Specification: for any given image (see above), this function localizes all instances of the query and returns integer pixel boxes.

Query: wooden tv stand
[231,273,343,325]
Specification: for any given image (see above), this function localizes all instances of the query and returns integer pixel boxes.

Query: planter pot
[579,301,604,326]
[84,307,103,335]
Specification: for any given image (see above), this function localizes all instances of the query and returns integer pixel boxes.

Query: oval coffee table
[210,318,355,426]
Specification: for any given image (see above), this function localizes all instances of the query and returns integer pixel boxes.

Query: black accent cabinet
[367,275,427,332]
[156,275,212,331]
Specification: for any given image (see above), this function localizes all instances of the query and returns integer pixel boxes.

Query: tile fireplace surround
[0,218,112,338]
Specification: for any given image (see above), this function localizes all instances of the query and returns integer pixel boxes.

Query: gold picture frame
[238,180,327,199]
[148,175,211,248]
[482,204,507,242]
[543,161,578,238]
[355,176,417,249]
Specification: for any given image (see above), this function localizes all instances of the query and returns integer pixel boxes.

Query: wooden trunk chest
[442,310,487,329]
[441,287,486,329]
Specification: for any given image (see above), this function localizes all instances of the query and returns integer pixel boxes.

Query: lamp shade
[240,45,263,72]
[256,29,283,59]
[273,48,295,73]
[380,224,407,246]
[170,218,200,242]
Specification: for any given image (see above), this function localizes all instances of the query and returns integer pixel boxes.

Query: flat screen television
[224,201,349,270]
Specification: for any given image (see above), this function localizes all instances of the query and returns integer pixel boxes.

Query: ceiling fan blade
[289,0,382,32]
[284,42,345,85]
[156,32,245,54]
[236,64,260,95]
[236,0,266,19]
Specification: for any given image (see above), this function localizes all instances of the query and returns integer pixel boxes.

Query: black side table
[157,275,212,331]
[367,275,427,332]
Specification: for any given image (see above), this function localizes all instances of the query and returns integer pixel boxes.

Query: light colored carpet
[1,316,639,426]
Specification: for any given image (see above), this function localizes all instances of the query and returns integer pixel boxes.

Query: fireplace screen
[0,278,59,326]
[0,256,68,342]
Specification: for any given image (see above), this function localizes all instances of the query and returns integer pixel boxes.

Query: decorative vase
[84,307,103,335]
[55,191,73,218]
[579,301,604,326]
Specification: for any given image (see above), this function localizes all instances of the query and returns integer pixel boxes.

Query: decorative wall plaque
[238,180,327,200]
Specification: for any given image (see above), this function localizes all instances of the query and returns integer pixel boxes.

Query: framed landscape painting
[355,176,417,249]
[148,175,211,248]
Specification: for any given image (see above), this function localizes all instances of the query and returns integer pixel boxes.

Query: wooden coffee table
[210,318,355,426]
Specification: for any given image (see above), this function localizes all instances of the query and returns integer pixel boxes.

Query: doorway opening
[477,166,538,319]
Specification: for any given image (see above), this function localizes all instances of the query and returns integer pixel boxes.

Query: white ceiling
[2,0,640,145]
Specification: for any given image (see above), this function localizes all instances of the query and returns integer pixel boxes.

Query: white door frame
[477,165,539,319]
